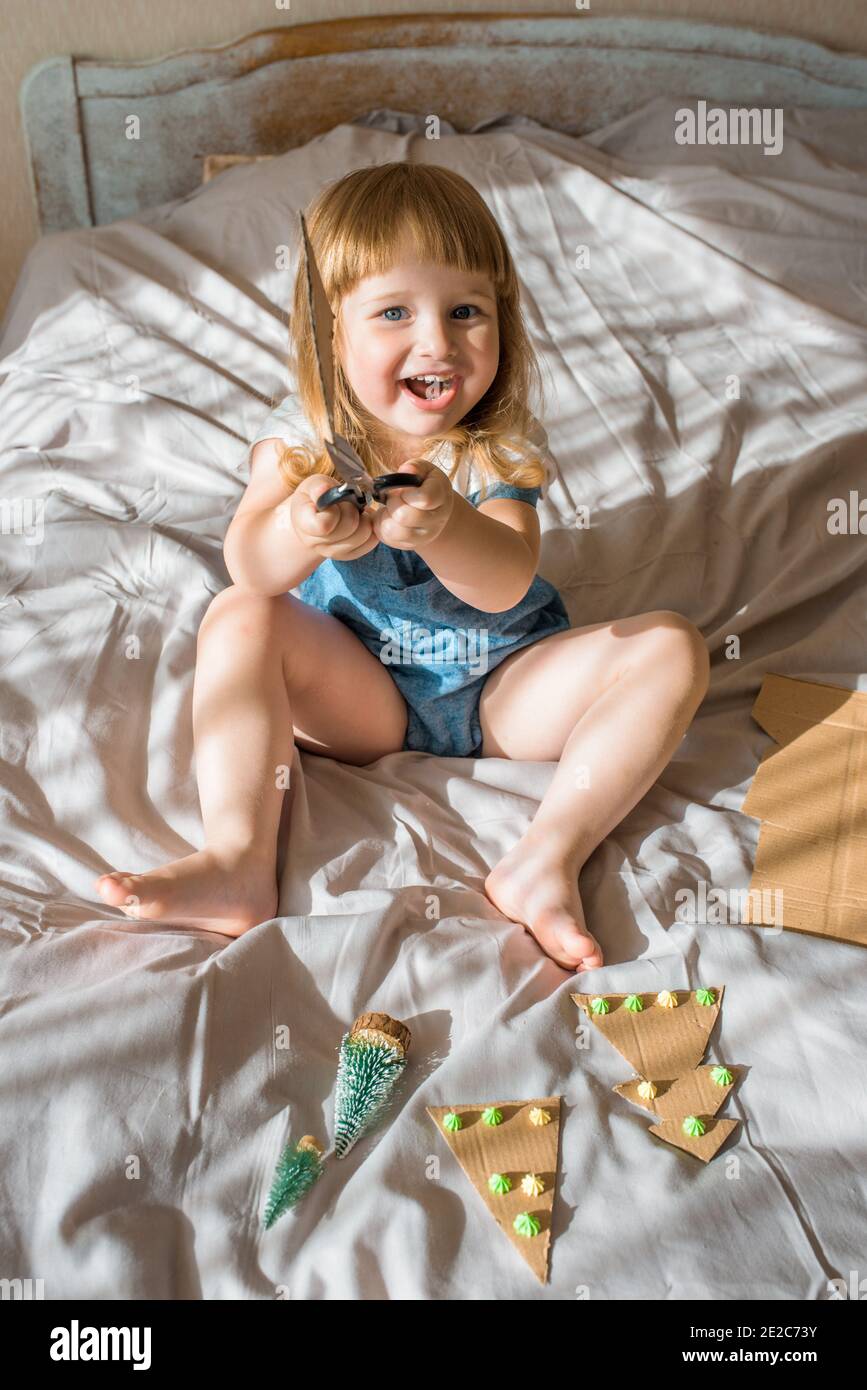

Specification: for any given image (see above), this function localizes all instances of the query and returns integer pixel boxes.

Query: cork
[297,1135,324,1157]
[351,1012,411,1055]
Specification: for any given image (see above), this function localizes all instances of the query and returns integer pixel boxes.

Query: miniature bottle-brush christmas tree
[262,1134,326,1229]
[334,1012,412,1158]
[261,1012,412,1228]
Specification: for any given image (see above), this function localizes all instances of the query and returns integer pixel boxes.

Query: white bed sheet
[1,100,866,1299]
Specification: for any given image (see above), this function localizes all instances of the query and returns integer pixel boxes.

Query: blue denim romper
[248,395,571,757]
[297,482,570,758]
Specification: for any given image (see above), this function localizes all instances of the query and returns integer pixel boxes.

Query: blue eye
[378,305,481,321]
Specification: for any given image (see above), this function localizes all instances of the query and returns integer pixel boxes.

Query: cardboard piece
[648,1112,739,1165]
[741,672,867,948]
[572,989,741,1164]
[427,1098,562,1284]
[571,989,724,1081]
[614,1063,736,1120]
[649,1116,740,1162]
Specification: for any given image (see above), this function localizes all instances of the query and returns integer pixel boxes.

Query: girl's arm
[224,438,377,596]
[416,492,541,613]
[374,459,541,613]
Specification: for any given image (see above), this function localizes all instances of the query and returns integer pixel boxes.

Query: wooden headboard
[20,12,867,234]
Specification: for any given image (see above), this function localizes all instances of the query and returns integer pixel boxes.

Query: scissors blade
[324,438,377,493]
[299,211,337,446]
[299,212,378,496]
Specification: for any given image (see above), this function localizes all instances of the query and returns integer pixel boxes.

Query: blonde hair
[277,162,548,502]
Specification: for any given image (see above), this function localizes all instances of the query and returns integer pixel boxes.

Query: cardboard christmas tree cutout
[427,1097,562,1284]
[572,988,739,1163]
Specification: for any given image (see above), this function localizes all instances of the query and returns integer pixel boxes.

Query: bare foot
[484,835,604,971]
[93,846,279,938]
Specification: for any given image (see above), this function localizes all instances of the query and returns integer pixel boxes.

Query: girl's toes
[95,873,126,905]
[578,942,605,972]
[529,909,593,970]
[96,873,139,909]
[554,916,594,959]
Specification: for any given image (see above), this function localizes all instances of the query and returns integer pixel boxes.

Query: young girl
[95,163,709,971]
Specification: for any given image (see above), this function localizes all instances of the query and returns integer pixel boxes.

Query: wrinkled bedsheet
[1,100,866,1299]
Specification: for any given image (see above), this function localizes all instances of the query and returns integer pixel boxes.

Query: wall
[2,0,867,320]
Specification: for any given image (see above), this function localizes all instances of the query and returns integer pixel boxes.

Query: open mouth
[398,374,460,408]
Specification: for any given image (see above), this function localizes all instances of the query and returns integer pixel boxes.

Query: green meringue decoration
[488,1172,512,1195]
[710,1065,733,1087]
[513,1212,541,1238]
[482,1107,503,1127]
[682,1115,706,1137]
[696,988,716,1006]
[589,996,610,1015]
[624,994,643,1012]
[443,1111,462,1132]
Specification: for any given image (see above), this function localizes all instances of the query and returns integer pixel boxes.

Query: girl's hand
[371,459,454,551]
[288,474,379,561]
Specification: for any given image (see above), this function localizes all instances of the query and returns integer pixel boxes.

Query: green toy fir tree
[261,1013,411,1228]
[262,1134,325,1229]
[334,1013,412,1158]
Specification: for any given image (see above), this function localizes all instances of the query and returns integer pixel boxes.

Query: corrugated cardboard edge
[427,1098,562,1285]
[741,672,867,947]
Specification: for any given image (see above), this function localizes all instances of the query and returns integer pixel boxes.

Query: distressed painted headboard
[19,12,867,234]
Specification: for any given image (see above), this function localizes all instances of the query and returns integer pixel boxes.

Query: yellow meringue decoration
[656,990,678,1009]
[521,1173,545,1197]
[637,1080,657,1101]
[528,1107,551,1127]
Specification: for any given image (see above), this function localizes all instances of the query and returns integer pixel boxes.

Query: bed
[2,13,867,1300]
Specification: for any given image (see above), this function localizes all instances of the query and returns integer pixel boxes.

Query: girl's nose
[415,315,457,357]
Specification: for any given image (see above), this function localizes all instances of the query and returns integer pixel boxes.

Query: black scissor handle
[315,482,366,512]
[314,473,424,512]
[372,472,424,498]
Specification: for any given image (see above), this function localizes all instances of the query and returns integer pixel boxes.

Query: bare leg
[94,586,408,935]
[479,611,710,971]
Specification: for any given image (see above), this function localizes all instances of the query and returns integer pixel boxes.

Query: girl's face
[336,245,500,466]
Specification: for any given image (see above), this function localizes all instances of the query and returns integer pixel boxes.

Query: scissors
[299,212,424,514]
